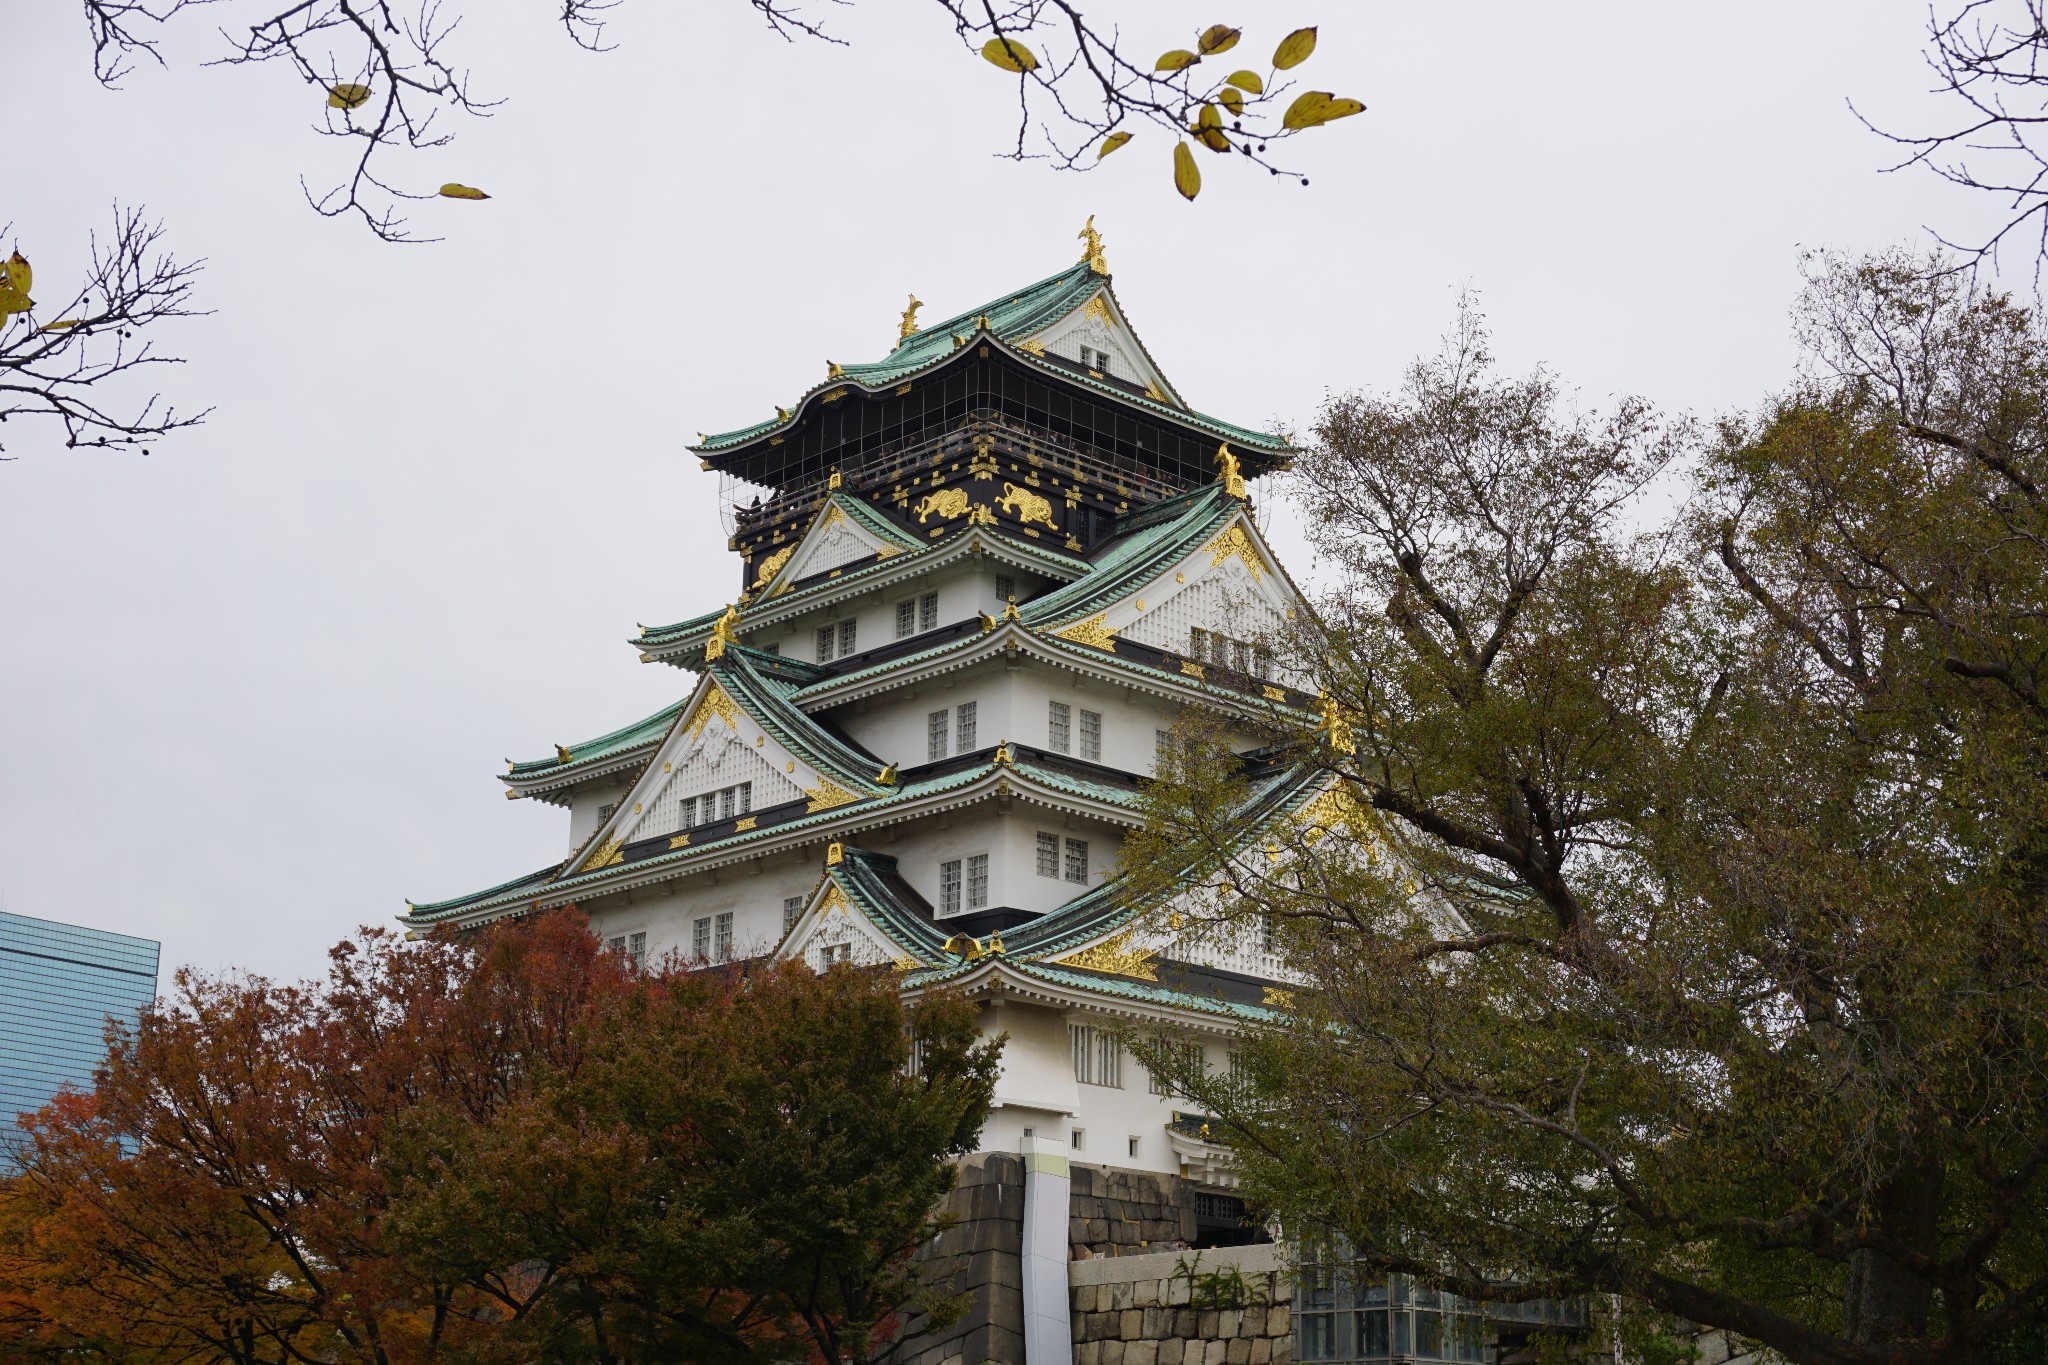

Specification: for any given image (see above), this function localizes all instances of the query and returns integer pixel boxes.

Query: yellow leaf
[6,252,30,295]
[1198,25,1241,55]
[1173,141,1202,200]
[439,183,491,200]
[1225,69,1264,93]
[1156,48,1200,71]
[1282,91,1362,128]
[327,83,372,110]
[1193,102,1230,151]
[981,36,1039,72]
[1273,26,1317,69]
[1098,130,1134,158]
[1218,86,1244,116]
[39,319,82,331]
[0,285,33,316]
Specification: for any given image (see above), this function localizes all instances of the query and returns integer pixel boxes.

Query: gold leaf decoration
[1052,929,1158,982]
[1206,523,1265,579]
[1272,26,1317,69]
[1262,986,1296,1010]
[1053,614,1119,651]
[751,545,795,589]
[580,836,625,872]
[686,684,745,741]
[804,778,863,814]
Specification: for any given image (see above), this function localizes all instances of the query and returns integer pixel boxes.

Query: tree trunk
[1842,1152,1944,1355]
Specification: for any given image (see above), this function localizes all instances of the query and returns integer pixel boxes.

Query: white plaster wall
[583,849,823,966]
[836,668,993,770]
[567,780,634,851]
[741,563,1048,667]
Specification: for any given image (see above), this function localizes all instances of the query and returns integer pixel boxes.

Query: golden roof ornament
[1319,690,1356,757]
[827,360,844,378]
[704,603,741,662]
[1215,442,1246,499]
[898,293,924,342]
[554,744,573,763]
[827,841,844,866]
[1078,215,1109,275]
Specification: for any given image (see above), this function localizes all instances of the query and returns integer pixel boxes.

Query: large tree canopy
[0,913,1000,1365]
[1130,254,2048,1365]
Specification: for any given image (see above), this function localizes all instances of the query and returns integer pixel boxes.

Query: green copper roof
[507,698,688,782]
[701,644,889,795]
[690,261,1286,456]
[1021,484,1240,628]
[828,846,952,962]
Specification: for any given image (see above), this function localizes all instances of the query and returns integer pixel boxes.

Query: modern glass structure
[0,910,159,1163]
[1295,1267,1588,1364]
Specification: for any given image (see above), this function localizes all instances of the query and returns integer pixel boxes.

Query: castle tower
[405,235,1351,1359]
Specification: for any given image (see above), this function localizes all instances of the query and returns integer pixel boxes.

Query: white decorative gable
[1022,288,1180,406]
[618,721,800,843]
[782,880,906,971]
[1123,554,1286,660]
[762,500,900,594]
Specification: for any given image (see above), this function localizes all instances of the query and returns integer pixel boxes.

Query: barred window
[628,931,647,972]
[919,592,939,631]
[896,599,917,638]
[940,859,963,915]
[817,625,836,662]
[692,916,711,961]
[1079,708,1102,761]
[1064,837,1089,884]
[1048,700,1071,753]
[838,619,857,655]
[679,795,698,829]
[956,700,978,751]
[928,709,950,762]
[819,942,852,968]
[597,803,615,821]
[1069,1024,1123,1087]
[1155,729,1173,774]
[994,573,1015,604]
[1035,832,1061,878]
[968,854,989,909]
[737,781,752,814]
[714,912,733,962]
[720,786,737,820]
[1149,1040,1202,1096]
[784,895,804,931]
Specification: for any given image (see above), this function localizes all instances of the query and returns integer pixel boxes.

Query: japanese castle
[403,225,1347,1232]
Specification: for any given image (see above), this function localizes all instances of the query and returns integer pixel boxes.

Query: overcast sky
[3,1,2007,986]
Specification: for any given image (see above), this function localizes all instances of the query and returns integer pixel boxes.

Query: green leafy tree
[1128,256,2048,1365]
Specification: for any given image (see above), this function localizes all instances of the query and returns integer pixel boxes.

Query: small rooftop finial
[1079,215,1108,275]
[898,293,924,343]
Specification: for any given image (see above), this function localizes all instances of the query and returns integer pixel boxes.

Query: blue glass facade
[0,910,159,1162]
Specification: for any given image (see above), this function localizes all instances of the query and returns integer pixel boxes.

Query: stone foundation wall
[1069,1244,1290,1365]
[1066,1162,1198,1258]
[897,1152,1026,1365]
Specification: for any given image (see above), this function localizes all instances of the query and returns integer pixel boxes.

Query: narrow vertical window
[816,625,836,662]
[719,787,736,821]
[968,853,989,909]
[606,935,626,955]
[1233,639,1253,673]
[628,931,647,973]
[1047,700,1071,753]
[838,619,857,655]
[1188,627,1207,662]
[597,803,615,821]
[1064,837,1089,884]
[896,599,916,638]
[1035,832,1061,878]
[940,859,963,915]
[928,709,950,762]
[714,912,733,961]
[1079,708,1102,762]
[692,917,711,961]
[737,781,752,814]
[679,796,697,829]
[994,573,1015,604]
[1256,646,1275,679]
[955,700,977,751]
[919,592,939,631]
[1154,730,1172,774]
[783,895,804,931]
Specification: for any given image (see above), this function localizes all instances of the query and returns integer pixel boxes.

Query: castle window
[628,931,646,972]
[956,700,978,751]
[896,599,916,638]
[940,859,963,915]
[1149,1041,1202,1096]
[1064,838,1089,884]
[783,896,803,931]
[1078,708,1102,761]
[692,917,711,961]
[597,803,615,821]
[928,709,950,762]
[1070,1023,1122,1088]
[1047,700,1071,753]
[968,854,989,909]
[1035,832,1061,878]
[1071,1128,1086,1150]
[819,942,852,968]
[838,619,857,655]
[816,625,836,662]
[919,592,938,631]
[679,796,697,828]
[1155,730,1173,774]
[714,912,734,962]
[994,573,1015,604]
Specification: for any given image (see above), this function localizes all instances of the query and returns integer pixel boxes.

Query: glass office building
[0,910,160,1163]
